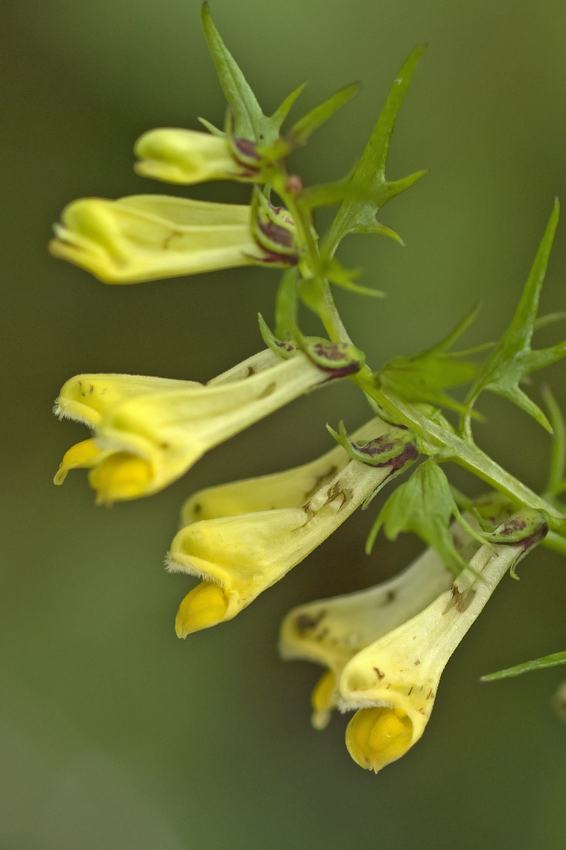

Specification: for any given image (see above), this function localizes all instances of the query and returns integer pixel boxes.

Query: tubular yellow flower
[134,128,258,185]
[48,194,286,284]
[279,522,477,729]
[53,373,198,486]
[168,419,419,635]
[339,510,548,773]
[54,348,354,503]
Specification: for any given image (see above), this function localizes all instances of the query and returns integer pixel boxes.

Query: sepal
[327,420,418,469]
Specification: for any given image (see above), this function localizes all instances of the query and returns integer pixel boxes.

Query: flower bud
[134,128,256,185]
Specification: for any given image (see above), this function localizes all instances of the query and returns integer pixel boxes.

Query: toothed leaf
[270,82,308,131]
[377,305,481,414]
[202,3,295,146]
[464,201,566,432]
[325,46,426,253]
[366,458,476,573]
[289,82,360,145]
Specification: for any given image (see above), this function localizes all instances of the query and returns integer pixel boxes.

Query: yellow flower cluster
[50,86,549,777]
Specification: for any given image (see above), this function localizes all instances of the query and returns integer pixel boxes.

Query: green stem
[275,172,566,540]
[355,376,566,531]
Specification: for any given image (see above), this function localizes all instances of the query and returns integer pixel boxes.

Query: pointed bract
[464,201,565,433]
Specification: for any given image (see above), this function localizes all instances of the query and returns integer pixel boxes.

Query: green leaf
[290,82,361,145]
[321,258,384,297]
[366,458,482,572]
[377,304,482,414]
[202,3,294,146]
[481,651,566,681]
[324,46,426,254]
[197,116,224,136]
[270,82,308,132]
[273,267,300,340]
[300,179,379,211]
[463,201,565,433]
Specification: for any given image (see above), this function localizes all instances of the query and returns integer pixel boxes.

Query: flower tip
[345,706,413,773]
[175,581,229,637]
[54,438,103,485]
[89,452,154,503]
[310,669,336,730]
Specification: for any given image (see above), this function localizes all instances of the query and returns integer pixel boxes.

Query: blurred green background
[2,0,566,847]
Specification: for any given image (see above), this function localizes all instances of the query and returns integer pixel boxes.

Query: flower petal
[49,194,267,283]
[134,128,247,185]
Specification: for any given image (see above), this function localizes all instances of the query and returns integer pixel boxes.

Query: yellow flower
[49,194,294,284]
[54,349,346,503]
[339,510,548,774]
[134,128,259,185]
[279,521,477,729]
[168,419,419,636]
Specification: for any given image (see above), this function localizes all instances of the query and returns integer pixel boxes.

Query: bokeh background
[2,0,566,847]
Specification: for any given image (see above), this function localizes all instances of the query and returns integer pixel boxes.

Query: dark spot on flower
[385,590,396,604]
[414,660,421,665]
[295,609,326,635]
[257,382,276,399]
[374,667,385,680]
[160,442,170,449]
[303,465,338,502]
[162,229,184,250]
